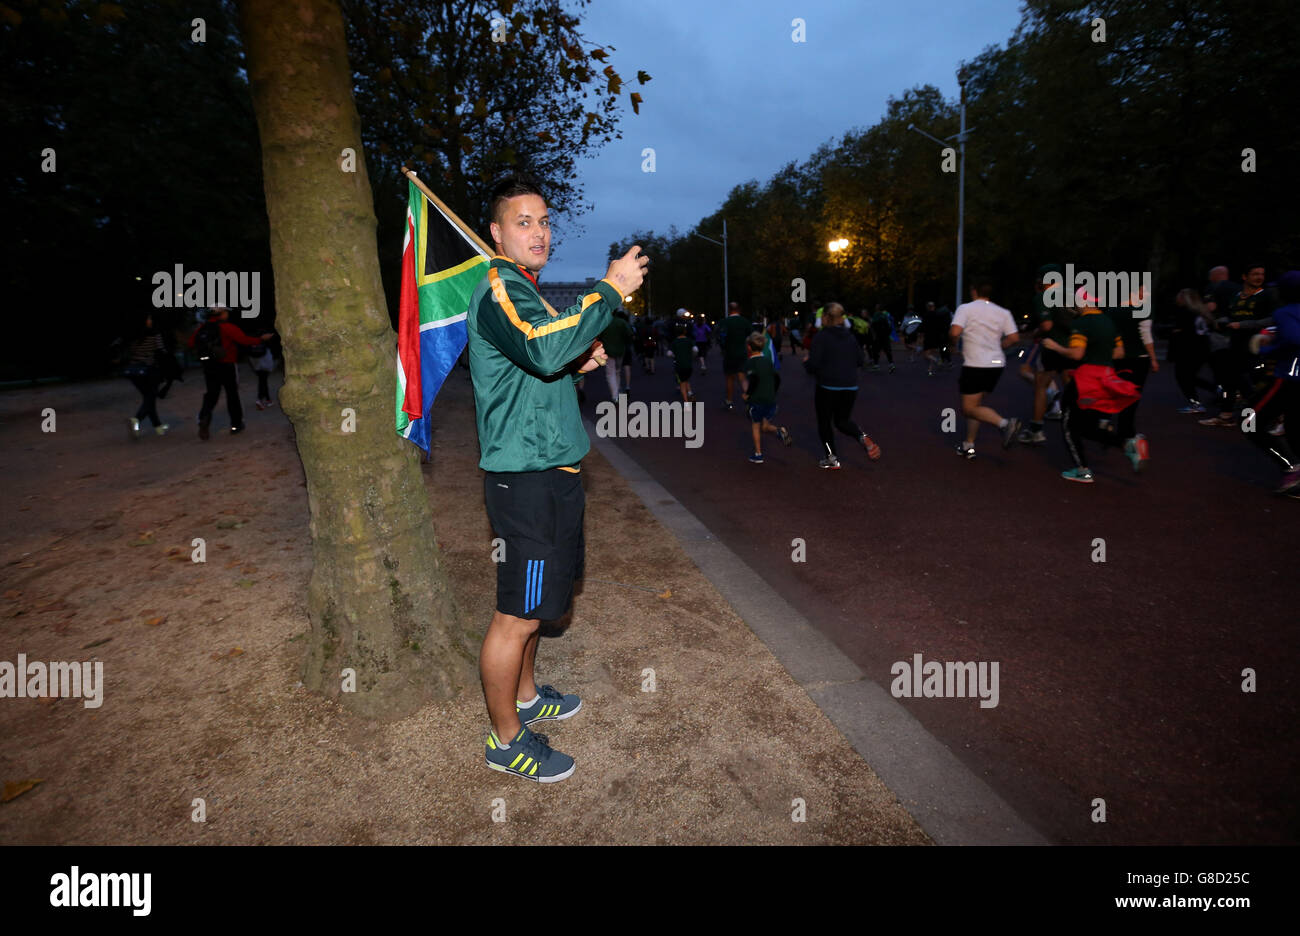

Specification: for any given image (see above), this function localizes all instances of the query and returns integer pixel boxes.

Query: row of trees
[615,0,1300,324]
[1,0,645,379]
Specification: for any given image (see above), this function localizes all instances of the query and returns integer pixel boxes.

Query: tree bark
[238,0,475,718]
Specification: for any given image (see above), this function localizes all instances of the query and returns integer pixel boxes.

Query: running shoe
[1198,415,1235,427]
[128,417,141,440]
[860,434,881,460]
[1017,427,1047,445]
[1277,466,1300,495]
[255,400,267,411]
[1061,467,1095,483]
[748,452,764,464]
[1268,421,1285,437]
[1001,417,1022,449]
[1046,402,1063,420]
[725,401,734,411]
[1176,402,1208,414]
[198,419,211,441]
[230,424,246,435]
[154,423,170,436]
[889,364,896,374]
[1123,434,1150,473]
[956,442,976,460]
[517,684,582,725]
[818,455,841,469]
[778,426,793,447]
[485,726,575,783]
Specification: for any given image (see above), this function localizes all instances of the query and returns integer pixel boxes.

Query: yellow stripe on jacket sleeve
[581,278,622,311]
[491,267,602,341]
[1069,333,1087,348]
[489,269,535,339]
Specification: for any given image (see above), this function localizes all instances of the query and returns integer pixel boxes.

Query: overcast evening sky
[540,0,1025,286]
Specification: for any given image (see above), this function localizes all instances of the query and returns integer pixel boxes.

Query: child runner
[742,332,792,463]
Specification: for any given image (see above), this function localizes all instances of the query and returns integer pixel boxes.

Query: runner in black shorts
[1020,264,1072,444]
[950,280,1022,459]
[720,301,751,410]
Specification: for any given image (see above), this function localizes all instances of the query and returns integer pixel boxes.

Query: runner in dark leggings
[803,303,881,468]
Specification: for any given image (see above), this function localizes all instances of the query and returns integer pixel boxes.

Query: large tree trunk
[238,0,475,718]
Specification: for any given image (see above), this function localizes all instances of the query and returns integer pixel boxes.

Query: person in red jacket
[187,307,274,439]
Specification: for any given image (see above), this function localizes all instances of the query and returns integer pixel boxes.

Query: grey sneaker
[956,442,976,460]
[128,417,141,440]
[517,684,582,726]
[818,454,841,469]
[485,726,575,783]
[1001,417,1021,449]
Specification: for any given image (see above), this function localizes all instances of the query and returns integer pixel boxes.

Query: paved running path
[586,338,1299,844]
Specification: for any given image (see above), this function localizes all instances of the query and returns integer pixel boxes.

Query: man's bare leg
[517,628,539,704]
[962,392,1003,444]
[480,610,539,740]
[1033,369,1053,422]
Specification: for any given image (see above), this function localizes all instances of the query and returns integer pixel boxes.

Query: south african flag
[395,177,490,453]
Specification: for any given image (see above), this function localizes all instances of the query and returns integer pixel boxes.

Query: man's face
[1244,267,1265,289]
[491,194,550,272]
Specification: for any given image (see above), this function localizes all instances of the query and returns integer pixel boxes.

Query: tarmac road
[586,335,1299,844]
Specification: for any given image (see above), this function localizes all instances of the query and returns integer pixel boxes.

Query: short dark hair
[1243,262,1266,275]
[489,175,545,226]
[971,277,994,299]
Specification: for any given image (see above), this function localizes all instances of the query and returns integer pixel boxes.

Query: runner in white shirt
[949,280,1023,459]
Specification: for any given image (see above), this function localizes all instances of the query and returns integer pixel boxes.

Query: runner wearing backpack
[187,307,274,439]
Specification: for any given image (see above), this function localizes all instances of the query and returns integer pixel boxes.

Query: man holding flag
[469,177,647,783]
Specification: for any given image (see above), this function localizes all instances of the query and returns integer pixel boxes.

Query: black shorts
[1040,348,1069,373]
[484,469,585,621]
[723,354,746,375]
[675,368,692,384]
[959,365,1004,395]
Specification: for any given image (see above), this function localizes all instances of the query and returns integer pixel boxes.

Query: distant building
[537,279,604,312]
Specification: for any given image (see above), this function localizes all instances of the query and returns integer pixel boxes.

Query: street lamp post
[828,237,849,300]
[691,218,728,321]
[908,67,973,311]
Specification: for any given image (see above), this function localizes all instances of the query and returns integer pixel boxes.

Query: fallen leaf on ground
[144,616,165,627]
[236,579,254,588]
[210,647,245,661]
[658,589,672,599]
[80,637,112,649]
[2,780,44,803]
[3,590,19,599]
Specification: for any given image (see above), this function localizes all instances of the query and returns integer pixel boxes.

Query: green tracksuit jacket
[467,256,621,471]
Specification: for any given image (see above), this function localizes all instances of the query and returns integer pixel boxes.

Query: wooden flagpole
[399,166,560,317]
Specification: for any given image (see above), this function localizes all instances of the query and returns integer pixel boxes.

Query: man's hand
[606,246,649,297]
[576,340,607,374]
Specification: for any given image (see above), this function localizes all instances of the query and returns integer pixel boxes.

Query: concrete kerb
[585,417,1049,846]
